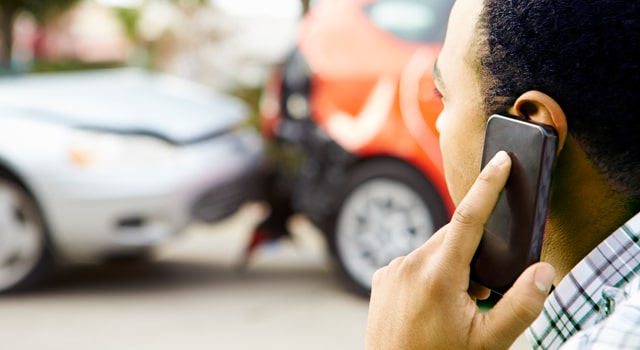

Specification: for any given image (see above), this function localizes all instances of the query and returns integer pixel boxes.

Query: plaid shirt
[526,212,640,349]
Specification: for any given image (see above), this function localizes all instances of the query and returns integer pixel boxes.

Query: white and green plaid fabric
[526,212,640,350]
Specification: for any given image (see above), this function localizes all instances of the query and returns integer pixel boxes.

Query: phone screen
[471,115,557,292]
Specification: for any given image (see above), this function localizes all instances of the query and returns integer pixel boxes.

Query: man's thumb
[480,263,555,349]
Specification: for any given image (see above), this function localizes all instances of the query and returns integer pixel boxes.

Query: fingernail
[534,264,555,293]
[490,151,509,166]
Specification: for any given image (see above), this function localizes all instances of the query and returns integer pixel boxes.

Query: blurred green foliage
[29,60,122,73]
[228,84,304,173]
[228,85,263,130]
[113,6,140,41]
[2,0,80,24]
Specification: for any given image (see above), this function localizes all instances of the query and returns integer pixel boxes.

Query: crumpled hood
[0,68,248,144]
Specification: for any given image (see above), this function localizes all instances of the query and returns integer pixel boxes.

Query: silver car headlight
[68,129,178,169]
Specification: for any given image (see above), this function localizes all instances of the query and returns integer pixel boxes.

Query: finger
[412,223,448,257]
[442,151,511,264]
[479,262,555,349]
[468,280,491,300]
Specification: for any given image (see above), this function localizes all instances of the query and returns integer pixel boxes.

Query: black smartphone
[471,114,558,293]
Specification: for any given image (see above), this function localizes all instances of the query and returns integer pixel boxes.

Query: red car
[260,0,455,295]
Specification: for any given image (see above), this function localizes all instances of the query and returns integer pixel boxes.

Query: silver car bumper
[29,129,265,262]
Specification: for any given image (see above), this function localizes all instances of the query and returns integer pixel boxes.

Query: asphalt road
[0,204,531,350]
[0,205,369,350]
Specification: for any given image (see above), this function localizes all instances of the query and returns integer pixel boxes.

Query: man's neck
[541,138,634,285]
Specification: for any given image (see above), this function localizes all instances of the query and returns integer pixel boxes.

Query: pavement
[0,204,531,350]
[0,205,368,350]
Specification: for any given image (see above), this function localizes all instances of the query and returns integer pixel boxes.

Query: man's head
[435,0,640,210]
[477,0,640,206]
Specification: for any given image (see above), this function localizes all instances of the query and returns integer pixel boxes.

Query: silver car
[0,68,265,293]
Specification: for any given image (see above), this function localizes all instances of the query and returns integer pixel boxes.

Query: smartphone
[471,114,558,293]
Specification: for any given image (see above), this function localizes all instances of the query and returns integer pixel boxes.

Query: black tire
[326,158,448,296]
[0,174,53,294]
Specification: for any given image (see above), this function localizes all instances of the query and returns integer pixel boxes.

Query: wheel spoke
[0,190,21,265]
[13,222,40,261]
[0,189,17,226]
[0,180,45,291]
[336,175,443,291]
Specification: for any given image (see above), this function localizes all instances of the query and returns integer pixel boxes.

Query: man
[366,0,640,349]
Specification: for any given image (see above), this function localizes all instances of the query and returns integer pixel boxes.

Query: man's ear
[507,90,568,154]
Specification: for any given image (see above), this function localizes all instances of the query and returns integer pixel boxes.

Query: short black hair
[476,0,640,204]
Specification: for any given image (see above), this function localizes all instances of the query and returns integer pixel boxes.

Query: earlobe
[509,90,568,154]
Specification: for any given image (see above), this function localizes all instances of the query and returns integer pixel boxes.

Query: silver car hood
[0,68,248,144]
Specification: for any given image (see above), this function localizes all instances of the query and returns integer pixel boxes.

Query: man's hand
[366,151,555,350]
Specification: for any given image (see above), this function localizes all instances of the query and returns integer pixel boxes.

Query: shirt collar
[526,212,640,350]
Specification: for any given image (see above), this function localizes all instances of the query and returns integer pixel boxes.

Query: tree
[301,0,310,15]
[0,0,80,71]
[0,0,20,70]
